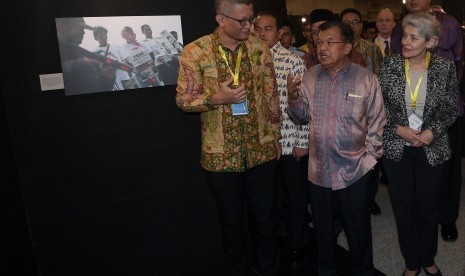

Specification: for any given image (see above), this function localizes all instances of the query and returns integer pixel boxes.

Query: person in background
[340,8,383,76]
[390,0,463,243]
[375,8,396,58]
[363,21,378,40]
[302,9,366,69]
[368,7,398,213]
[288,20,385,276]
[298,19,314,53]
[254,10,309,270]
[380,13,458,276]
[176,0,281,275]
[280,19,305,57]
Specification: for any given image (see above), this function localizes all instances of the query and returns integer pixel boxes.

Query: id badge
[231,84,248,116]
[408,113,423,131]
[232,99,248,116]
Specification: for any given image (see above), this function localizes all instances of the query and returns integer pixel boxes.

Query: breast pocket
[339,94,367,122]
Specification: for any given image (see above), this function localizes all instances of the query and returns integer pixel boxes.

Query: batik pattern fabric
[176,31,281,172]
[354,38,382,76]
[270,42,308,155]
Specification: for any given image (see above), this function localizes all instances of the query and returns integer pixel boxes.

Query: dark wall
[2,1,218,275]
[443,1,465,25]
[1,0,286,275]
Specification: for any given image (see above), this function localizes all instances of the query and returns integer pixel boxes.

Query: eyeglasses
[343,19,361,26]
[316,41,348,47]
[219,14,256,26]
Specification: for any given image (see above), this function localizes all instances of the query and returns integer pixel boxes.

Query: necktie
[384,40,390,56]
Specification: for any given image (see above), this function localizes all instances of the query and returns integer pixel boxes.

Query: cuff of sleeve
[205,95,219,110]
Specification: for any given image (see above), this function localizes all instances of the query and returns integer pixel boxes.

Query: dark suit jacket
[380,53,459,166]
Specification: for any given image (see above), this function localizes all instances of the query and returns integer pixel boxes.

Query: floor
[186,158,465,276]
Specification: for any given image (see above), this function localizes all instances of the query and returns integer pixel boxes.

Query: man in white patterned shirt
[254,10,309,269]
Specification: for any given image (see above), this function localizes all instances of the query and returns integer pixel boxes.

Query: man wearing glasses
[340,8,383,76]
[287,20,386,276]
[176,0,281,275]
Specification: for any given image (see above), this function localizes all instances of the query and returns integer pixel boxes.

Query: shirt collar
[376,35,390,43]
[318,57,351,77]
[214,29,244,52]
[271,41,282,53]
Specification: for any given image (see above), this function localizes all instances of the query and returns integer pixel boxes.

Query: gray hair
[402,13,441,49]
[215,0,253,13]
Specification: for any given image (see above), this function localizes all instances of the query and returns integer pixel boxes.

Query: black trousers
[205,160,279,276]
[383,147,446,270]
[439,117,463,225]
[309,171,374,276]
[276,155,309,249]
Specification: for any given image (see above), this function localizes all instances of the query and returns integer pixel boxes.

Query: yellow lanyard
[219,45,243,86]
[375,37,386,57]
[405,52,430,113]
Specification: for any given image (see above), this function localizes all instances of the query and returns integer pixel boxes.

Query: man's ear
[344,42,353,55]
[215,14,224,26]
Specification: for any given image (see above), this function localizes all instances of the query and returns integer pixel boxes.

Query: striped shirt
[288,58,386,190]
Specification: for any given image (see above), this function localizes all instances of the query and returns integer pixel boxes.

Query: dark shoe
[288,249,305,269]
[441,223,458,242]
[422,265,442,276]
[371,201,381,215]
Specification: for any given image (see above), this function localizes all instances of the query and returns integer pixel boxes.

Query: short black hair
[215,0,253,14]
[319,20,354,44]
[281,18,294,34]
[256,10,282,29]
[141,24,150,33]
[93,26,108,40]
[340,8,362,21]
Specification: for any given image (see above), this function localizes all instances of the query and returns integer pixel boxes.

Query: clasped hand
[210,77,247,105]
[396,126,433,147]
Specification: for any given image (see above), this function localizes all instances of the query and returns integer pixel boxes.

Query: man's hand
[287,73,301,101]
[210,77,247,105]
[292,147,308,161]
[275,140,282,161]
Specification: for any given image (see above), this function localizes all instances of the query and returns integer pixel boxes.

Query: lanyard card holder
[408,113,423,131]
[232,99,248,115]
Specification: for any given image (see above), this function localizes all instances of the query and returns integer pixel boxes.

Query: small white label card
[408,113,423,131]
[39,73,64,91]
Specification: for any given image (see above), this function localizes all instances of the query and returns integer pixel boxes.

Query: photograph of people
[56,15,183,95]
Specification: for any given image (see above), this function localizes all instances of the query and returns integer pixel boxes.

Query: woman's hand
[396,126,432,147]
[410,129,433,147]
